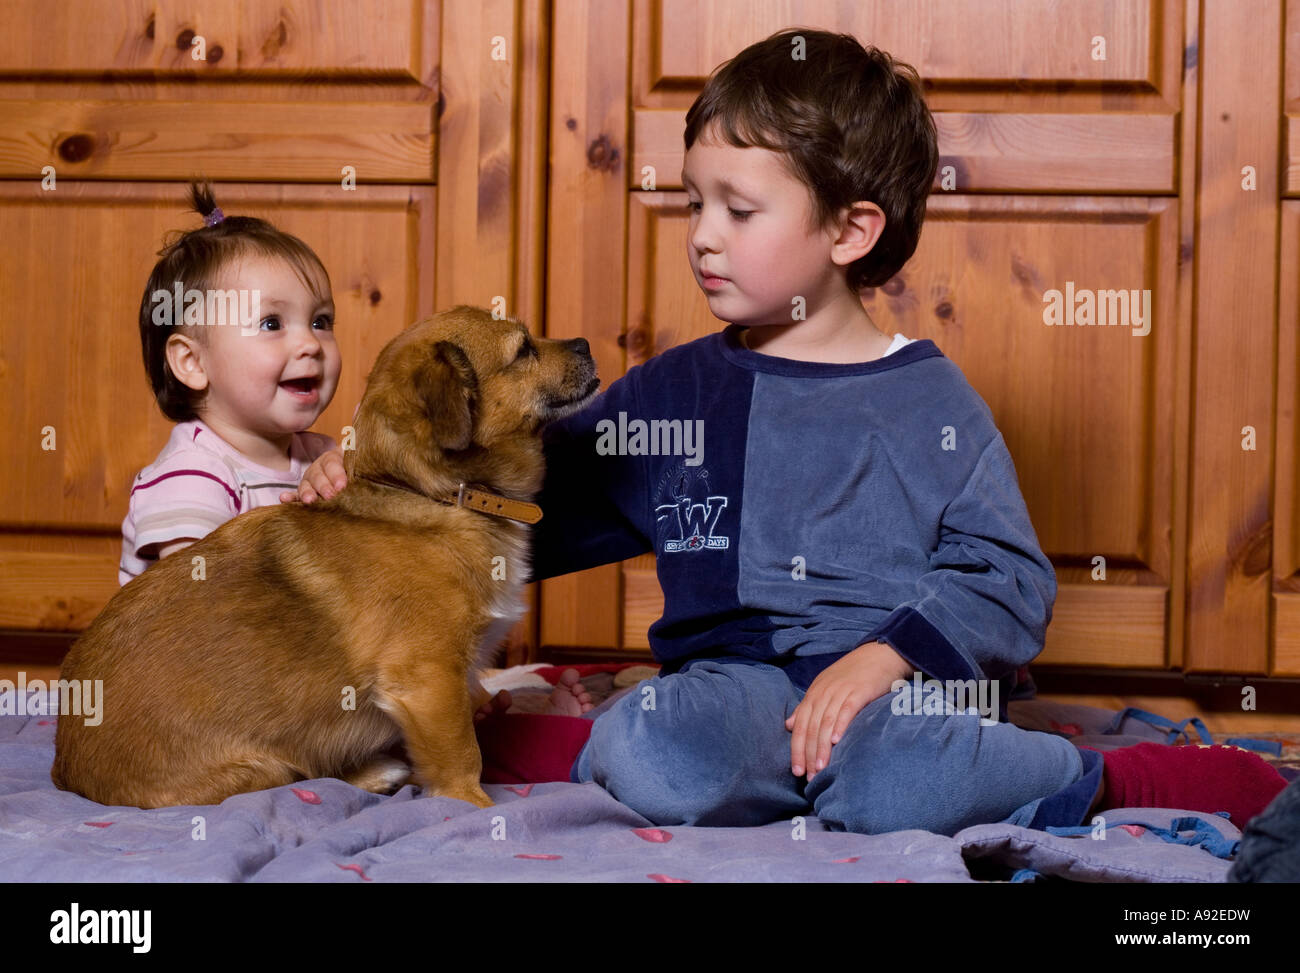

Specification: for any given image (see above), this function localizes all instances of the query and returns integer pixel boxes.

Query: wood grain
[539,0,631,651]
[1184,0,1279,673]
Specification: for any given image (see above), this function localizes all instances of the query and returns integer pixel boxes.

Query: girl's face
[192,253,340,444]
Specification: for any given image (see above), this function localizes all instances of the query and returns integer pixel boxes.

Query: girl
[119,182,341,586]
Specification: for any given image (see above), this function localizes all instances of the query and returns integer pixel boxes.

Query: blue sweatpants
[571,659,1103,836]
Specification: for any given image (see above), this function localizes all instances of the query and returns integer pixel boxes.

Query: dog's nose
[566,337,590,357]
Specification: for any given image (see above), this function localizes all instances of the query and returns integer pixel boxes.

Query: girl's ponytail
[187,181,225,228]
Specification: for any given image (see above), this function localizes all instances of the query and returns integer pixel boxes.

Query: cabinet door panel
[0,182,434,630]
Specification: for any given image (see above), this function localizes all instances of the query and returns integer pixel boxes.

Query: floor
[1026,693,1300,736]
[6,662,1300,735]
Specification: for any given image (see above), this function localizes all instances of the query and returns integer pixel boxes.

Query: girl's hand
[785,641,914,782]
[279,448,347,504]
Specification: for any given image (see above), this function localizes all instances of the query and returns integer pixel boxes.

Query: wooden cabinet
[0,182,434,632]
[1,0,1297,680]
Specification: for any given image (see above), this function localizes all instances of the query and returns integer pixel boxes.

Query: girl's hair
[683,28,939,291]
[138,181,332,422]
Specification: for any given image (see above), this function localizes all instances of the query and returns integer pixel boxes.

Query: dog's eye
[514,340,534,362]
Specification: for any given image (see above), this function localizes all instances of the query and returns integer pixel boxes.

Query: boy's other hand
[279,448,347,504]
[786,641,914,782]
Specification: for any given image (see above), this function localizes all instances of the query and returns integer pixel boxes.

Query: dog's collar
[353,474,543,524]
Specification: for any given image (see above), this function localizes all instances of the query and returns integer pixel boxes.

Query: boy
[295,29,1285,834]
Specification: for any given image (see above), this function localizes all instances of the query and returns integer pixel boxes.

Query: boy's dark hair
[138,181,332,422]
[684,28,938,290]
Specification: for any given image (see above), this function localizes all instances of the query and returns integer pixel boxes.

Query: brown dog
[53,305,598,809]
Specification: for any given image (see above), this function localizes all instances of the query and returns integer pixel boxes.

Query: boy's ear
[417,340,478,451]
[832,201,887,262]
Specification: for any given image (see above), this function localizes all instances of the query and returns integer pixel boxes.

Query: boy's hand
[786,641,914,782]
[279,448,347,504]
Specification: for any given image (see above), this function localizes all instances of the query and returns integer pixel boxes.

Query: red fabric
[473,664,651,783]
[476,713,593,784]
[1081,742,1287,826]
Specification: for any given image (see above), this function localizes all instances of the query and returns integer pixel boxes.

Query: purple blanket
[0,694,1248,882]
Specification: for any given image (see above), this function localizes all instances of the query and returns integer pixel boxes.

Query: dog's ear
[418,340,478,451]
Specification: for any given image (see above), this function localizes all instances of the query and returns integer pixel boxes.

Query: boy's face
[682,127,845,326]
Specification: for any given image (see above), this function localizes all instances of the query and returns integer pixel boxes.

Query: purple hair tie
[204,207,225,227]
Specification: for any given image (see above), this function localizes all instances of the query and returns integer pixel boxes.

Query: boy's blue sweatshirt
[525,324,1057,714]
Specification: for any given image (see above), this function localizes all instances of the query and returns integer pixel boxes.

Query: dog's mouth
[543,376,600,416]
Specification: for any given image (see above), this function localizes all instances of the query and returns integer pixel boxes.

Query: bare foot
[473,688,512,723]
[547,668,594,716]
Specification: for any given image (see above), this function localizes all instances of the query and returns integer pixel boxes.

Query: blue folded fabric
[1229,776,1300,882]
[1046,814,1239,859]
[1223,737,1284,757]
[1102,707,1214,745]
